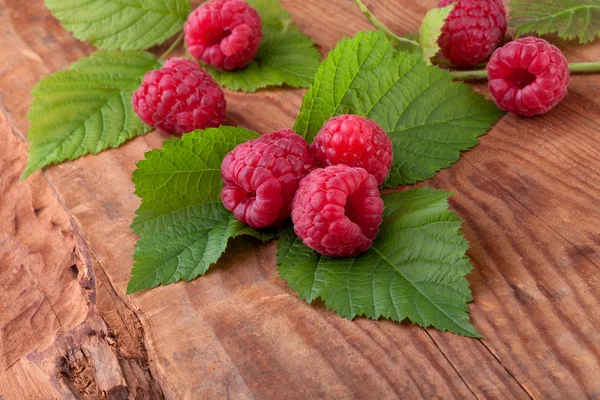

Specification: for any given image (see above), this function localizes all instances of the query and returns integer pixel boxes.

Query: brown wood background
[1,0,600,398]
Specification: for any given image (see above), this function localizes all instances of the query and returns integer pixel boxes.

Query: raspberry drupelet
[486,37,570,116]
[220,129,315,229]
[185,0,263,71]
[438,0,507,67]
[291,165,384,257]
[132,58,226,134]
[310,115,393,187]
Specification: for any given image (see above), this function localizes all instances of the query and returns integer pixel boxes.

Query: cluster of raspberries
[438,0,570,116]
[132,0,572,139]
[131,0,575,257]
[220,115,393,257]
[132,0,264,135]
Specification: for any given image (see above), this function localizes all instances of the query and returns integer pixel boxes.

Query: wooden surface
[1,0,600,398]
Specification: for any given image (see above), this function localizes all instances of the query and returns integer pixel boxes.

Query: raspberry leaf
[509,0,600,44]
[419,4,456,64]
[46,0,191,50]
[249,0,293,30]
[294,30,504,186]
[128,127,274,294]
[203,0,321,92]
[277,187,481,338]
[23,51,161,180]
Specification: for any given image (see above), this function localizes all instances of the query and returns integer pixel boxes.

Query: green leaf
[277,187,481,338]
[419,4,455,64]
[128,126,274,294]
[206,28,321,92]
[293,30,504,187]
[509,0,600,44]
[204,0,321,92]
[396,34,423,55]
[23,51,160,180]
[46,0,191,50]
[248,0,293,30]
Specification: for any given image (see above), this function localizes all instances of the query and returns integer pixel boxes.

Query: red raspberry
[184,0,263,71]
[221,129,315,229]
[132,58,226,134]
[310,115,393,186]
[487,37,570,117]
[291,165,384,257]
[438,0,507,67]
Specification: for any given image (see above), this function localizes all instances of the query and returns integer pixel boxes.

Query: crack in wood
[35,173,166,399]
[43,294,64,330]
[477,340,535,399]
[422,329,480,400]
[0,100,164,398]
[0,99,27,143]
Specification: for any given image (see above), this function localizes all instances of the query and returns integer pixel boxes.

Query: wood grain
[0,359,60,400]
[0,0,599,398]
[0,107,88,371]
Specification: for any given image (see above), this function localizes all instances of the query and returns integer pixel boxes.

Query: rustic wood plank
[0,63,164,400]
[371,2,600,398]
[0,359,60,400]
[0,115,165,399]
[0,107,89,371]
[429,160,600,399]
[464,73,600,260]
[1,0,600,398]
[0,5,166,398]
[0,0,515,398]
[0,1,489,395]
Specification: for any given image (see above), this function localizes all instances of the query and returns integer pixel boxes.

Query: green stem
[354,0,420,47]
[568,62,600,73]
[449,62,600,81]
[160,32,185,60]
[448,69,488,80]
[433,57,488,69]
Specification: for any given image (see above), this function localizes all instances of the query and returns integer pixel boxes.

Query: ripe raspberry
[487,37,570,117]
[310,115,393,186]
[438,0,507,67]
[221,129,315,229]
[132,58,226,134]
[291,165,384,257]
[185,0,263,71]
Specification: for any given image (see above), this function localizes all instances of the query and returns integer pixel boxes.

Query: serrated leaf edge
[276,188,482,338]
[509,0,600,44]
[22,51,160,180]
[46,0,192,50]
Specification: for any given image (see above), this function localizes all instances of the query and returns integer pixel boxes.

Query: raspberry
[221,129,315,228]
[438,0,507,67]
[184,0,263,71]
[310,115,393,186]
[291,165,384,257]
[487,37,570,117]
[132,58,226,134]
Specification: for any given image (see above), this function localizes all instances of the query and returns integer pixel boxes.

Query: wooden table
[1,0,599,398]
